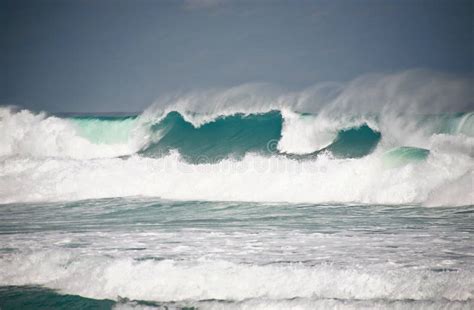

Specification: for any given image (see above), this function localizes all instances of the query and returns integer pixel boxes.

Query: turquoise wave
[66,111,473,163]
[70,115,138,144]
[324,124,381,158]
[140,111,381,162]
[382,146,430,168]
[141,111,283,161]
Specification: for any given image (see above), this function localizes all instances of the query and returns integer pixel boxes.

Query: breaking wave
[0,251,472,305]
[0,70,472,206]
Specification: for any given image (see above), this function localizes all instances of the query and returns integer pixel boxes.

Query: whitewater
[0,70,473,309]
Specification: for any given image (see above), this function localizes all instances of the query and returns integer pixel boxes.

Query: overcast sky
[1,0,473,112]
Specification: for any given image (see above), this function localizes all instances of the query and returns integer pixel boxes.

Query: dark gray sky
[1,0,473,112]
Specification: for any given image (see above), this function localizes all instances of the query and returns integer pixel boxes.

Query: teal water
[142,111,283,162]
[70,115,138,144]
[324,124,381,158]
[383,146,430,168]
[140,111,382,161]
[0,286,115,310]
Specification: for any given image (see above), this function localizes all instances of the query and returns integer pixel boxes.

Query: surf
[0,70,472,206]
[1,108,471,160]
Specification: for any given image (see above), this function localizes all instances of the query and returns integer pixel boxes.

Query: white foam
[0,133,472,206]
[0,250,472,303]
[456,112,474,136]
[0,107,149,159]
[277,109,376,154]
[277,110,337,154]
[112,298,473,310]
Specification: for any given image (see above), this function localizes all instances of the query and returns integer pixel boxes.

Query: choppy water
[0,199,473,309]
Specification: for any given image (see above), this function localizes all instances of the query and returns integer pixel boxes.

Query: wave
[141,110,283,161]
[0,251,472,304]
[0,106,381,161]
[382,146,430,168]
[69,115,139,144]
[0,111,472,206]
[1,108,471,161]
[2,287,471,310]
[140,110,382,162]
[0,108,147,159]
[0,70,473,206]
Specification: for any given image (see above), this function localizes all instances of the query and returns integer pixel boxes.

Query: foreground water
[0,198,472,309]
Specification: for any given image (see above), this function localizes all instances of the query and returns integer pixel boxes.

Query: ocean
[0,88,473,309]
